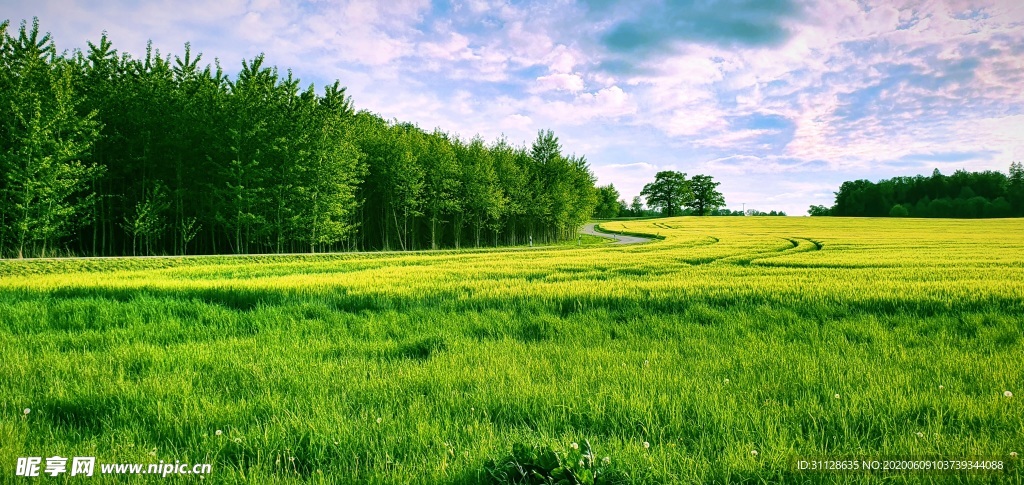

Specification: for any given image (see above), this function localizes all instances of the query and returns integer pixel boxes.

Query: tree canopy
[685,174,725,216]
[593,184,621,218]
[813,164,1024,218]
[639,171,727,217]
[0,19,598,257]
[641,171,692,216]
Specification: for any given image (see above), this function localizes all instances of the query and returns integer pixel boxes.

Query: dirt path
[580,223,653,244]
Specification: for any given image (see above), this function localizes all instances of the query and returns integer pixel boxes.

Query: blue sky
[6,0,1024,215]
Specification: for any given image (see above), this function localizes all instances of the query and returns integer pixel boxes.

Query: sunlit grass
[1,217,1022,483]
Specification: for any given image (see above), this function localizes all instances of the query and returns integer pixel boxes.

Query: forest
[0,19,598,258]
[810,163,1024,218]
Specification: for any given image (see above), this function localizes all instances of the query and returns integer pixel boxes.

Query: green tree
[563,153,598,237]
[420,131,461,249]
[356,120,424,251]
[215,56,276,254]
[593,184,621,218]
[630,196,644,216]
[889,204,909,217]
[685,174,725,216]
[121,182,169,255]
[1009,161,1024,216]
[491,138,528,245]
[641,171,691,216]
[459,137,506,247]
[807,205,831,216]
[0,19,606,257]
[296,82,364,252]
[1,19,103,257]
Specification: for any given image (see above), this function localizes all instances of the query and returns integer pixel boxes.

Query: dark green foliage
[685,174,725,216]
[889,204,909,217]
[628,196,643,216]
[822,165,1024,218]
[593,185,621,218]
[0,19,103,258]
[484,442,627,485]
[640,171,691,216]
[636,173,731,217]
[807,205,831,216]
[0,19,599,257]
[393,336,447,360]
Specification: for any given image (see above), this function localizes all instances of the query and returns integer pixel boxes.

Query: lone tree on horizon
[641,171,692,216]
[686,174,726,216]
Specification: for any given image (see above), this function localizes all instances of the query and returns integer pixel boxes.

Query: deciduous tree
[641,171,691,216]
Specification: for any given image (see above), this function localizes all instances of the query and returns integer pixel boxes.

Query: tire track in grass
[692,236,821,266]
[744,237,822,265]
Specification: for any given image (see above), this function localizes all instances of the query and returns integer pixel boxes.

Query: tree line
[809,163,1024,218]
[593,171,726,218]
[592,171,787,218]
[0,19,598,258]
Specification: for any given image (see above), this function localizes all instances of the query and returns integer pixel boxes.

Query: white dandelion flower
[602,456,611,465]
[23,408,30,415]
[1010,452,1018,458]
[1004,391,1013,398]
[939,385,944,390]
[834,394,840,399]
[916,432,925,438]
[376,417,383,424]
[215,430,222,436]
[642,441,650,450]
[751,450,758,456]
[570,442,579,450]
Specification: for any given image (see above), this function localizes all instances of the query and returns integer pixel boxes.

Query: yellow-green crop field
[1,217,1022,483]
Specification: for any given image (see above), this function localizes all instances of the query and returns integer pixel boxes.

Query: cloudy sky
[6,0,1024,214]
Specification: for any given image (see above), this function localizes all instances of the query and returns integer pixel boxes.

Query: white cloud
[534,73,585,93]
[498,114,535,140]
[8,0,1024,216]
[420,32,475,61]
[572,86,637,119]
[545,44,577,73]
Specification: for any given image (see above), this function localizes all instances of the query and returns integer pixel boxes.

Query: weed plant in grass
[1,217,1022,483]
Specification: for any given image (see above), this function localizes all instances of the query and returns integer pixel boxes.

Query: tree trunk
[392,207,406,251]
[430,216,438,250]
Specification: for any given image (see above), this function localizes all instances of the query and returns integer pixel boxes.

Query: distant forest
[810,163,1024,218]
[0,19,598,258]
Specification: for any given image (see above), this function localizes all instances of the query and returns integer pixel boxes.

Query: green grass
[1,217,1022,483]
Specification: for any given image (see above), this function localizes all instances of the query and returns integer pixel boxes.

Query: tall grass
[1,217,1021,483]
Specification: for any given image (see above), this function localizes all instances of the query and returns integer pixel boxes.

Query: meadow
[1,217,1022,483]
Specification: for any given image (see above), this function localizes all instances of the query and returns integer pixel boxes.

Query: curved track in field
[580,223,653,244]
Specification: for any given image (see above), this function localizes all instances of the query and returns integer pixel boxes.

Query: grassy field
[1,217,1022,483]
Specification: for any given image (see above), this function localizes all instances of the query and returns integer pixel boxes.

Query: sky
[5,0,1024,215]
